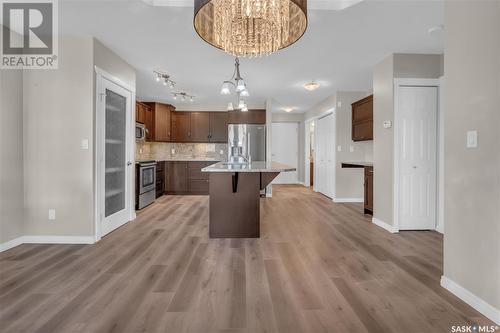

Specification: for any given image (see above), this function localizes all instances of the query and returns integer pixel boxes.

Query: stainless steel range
[136,161,156,209]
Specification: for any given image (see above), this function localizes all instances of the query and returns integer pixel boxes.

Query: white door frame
[94,66,136,242]
[393,78,441,232]
[305,108,335,195]
[304,119,313,188]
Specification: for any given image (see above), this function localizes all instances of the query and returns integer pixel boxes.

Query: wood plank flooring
[0,185,494,333]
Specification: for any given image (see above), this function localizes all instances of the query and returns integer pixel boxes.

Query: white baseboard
[333,197,364,203]
[372,217,399,233]
[0,236,24,252]
[436,223,444,234]
[441,276,500,325]
[0,235,95,253]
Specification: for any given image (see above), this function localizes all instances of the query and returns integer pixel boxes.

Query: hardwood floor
[0,185,493,333]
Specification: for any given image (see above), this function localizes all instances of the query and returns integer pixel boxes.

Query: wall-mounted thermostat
[383,121,392,129]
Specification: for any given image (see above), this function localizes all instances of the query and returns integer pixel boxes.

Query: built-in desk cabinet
[351,95,373,141]
[364,166,373,214]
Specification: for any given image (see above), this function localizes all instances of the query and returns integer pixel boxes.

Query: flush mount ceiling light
[283,107,293,112]
[221,58,249,111]
[304,81,320,91]
[173,92,195,102]
[154,70,176,89]
[194,0,308,57]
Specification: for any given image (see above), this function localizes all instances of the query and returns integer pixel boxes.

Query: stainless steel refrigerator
[227,124,266,163]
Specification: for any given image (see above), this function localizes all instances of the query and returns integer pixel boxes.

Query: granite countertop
[202,161,296,173]
[341,161,373,168]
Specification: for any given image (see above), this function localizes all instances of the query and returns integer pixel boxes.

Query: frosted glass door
[105,89,127,217]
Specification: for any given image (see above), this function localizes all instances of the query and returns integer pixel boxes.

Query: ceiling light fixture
[194,0,308,57]
[283,107,293,112]
[304,81,320,91]
[173,92,195,102]
[221,58,249,112]
[154,70,176,88]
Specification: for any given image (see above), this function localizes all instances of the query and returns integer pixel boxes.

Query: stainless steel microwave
[136,122,146,141]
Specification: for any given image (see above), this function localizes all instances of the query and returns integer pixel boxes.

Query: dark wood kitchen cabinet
[144,102,175,142]
[364,166,373,215]
[228,109,266,124]
[165,161,214,195]
[171,112,191,142]
[209,112,228,143]
[136,102,154,141]
[167,162,189,194]
[190,112,210,142]
[351,95,373,141]
[155,161,165,198]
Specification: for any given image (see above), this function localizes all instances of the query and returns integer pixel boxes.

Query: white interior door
[316,114,335,198]
[398,86,437,230]
[272,122,299,184]
[97,76,133,237]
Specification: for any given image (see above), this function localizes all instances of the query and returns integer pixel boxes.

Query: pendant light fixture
[194,0,307,57]
[221,58,249,111]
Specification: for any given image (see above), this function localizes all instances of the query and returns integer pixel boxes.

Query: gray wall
[23,37,95,237]
[20,37,136,239]
[373,55,395,225]
[0,68,24,243]
[373,53,443,225]
[444,0,500,311]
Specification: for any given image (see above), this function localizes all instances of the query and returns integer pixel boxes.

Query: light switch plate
[349,146,354,153]
[81,139,89,150]
[48,209,56,221]
[466,130,478,148]
[383,121,392,129]
[337,145,342,152]
[171,148,175,154]
[219,150,224,155]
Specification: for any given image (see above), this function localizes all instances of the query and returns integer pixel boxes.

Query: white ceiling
[59,0,444,113]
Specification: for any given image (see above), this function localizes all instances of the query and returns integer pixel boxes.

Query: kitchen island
[202,161,295,238]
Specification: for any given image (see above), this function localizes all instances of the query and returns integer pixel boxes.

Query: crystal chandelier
[194,0,307,57]
[221,58,249,111]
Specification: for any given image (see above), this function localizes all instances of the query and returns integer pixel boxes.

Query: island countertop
[202,161,296,173]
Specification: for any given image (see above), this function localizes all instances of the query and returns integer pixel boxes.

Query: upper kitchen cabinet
[190,112,210,142]
[351,95,373,141]
[228,109,266,124]
[172,112,191,142]
[171,111,228,143]
[136,102,154,141]
[209,112,228,143]
[143,102,175,142]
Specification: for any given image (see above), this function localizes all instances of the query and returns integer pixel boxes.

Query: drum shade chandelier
[194,0,308,57]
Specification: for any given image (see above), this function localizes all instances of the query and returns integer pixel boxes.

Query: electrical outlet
[337,145,342,152]
[219,149,224,155]
[349,146,354,153]
[171,148,175,154]
[48,209,56,221]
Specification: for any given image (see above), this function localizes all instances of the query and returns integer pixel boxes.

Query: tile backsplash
[136,142,227,161]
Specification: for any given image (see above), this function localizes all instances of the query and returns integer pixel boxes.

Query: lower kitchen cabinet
[165,161,215,195]
[155,161,165,198]
[168,162,189,193]
[364,166,373,215]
